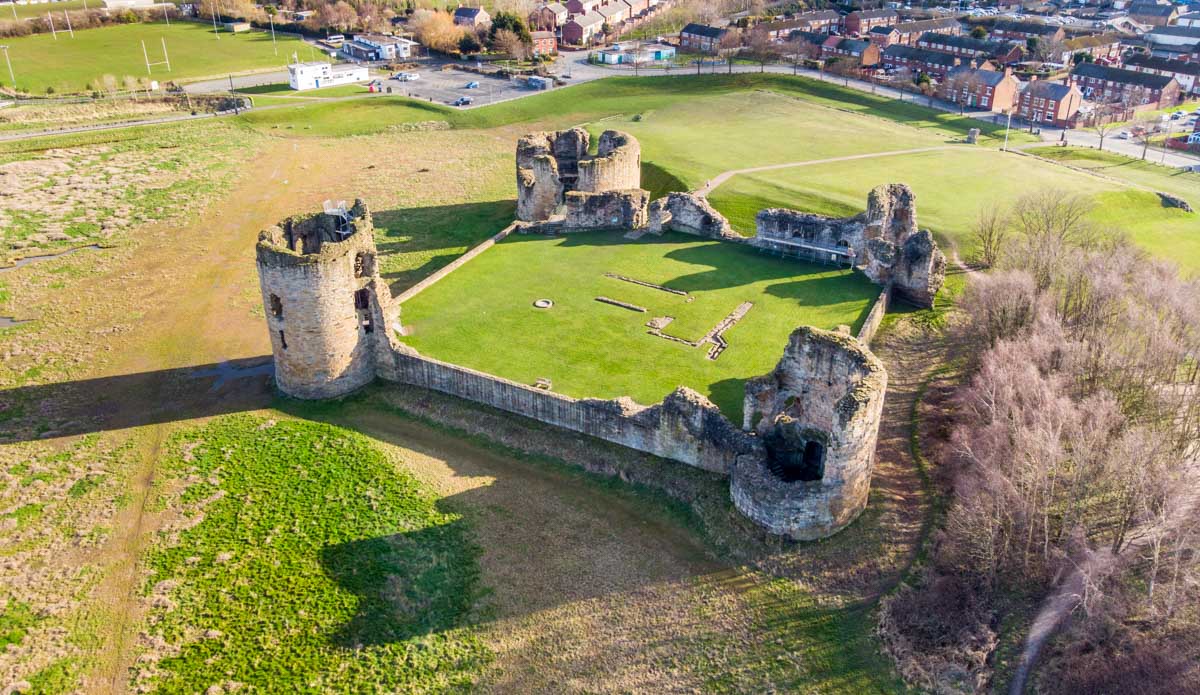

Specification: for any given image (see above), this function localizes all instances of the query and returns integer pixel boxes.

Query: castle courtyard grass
[396,231,880,420]
[1,21,303,93]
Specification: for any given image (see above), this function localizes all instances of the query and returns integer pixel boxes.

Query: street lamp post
[1002,108,1013,152]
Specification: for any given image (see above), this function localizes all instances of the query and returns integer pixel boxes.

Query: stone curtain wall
[754,184,946,308]
[855,285,892,346]
[382,345,759,475]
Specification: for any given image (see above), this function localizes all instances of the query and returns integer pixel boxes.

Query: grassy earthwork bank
[707,147,1200,272]
[1,21,303,93]
[397,230,879,420]
[140,415,489,692]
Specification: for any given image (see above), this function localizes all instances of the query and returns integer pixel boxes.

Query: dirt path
[69,138,345,693]
[693,146,956,197]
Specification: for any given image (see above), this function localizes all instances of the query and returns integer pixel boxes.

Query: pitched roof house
[453,6,491,28]
[938,66,1021,112]
[1124,54,1200,95]
[679,23,729,53]
[1071,62,1181,109]
[1016,79,1083,126]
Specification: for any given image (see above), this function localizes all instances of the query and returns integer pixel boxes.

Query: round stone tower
[255,199,397,399]
[732,327,888,540]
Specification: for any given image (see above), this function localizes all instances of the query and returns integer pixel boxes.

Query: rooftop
[1071,62,1177,89]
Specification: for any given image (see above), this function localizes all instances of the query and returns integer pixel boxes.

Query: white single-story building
[592,41,676,64]
[287,62,369,91]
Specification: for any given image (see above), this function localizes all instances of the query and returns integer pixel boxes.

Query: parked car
[1116,131,1130,139]
[465,81,480,89]
[394,72,419,81]
[1170,111,1188,120]
[453,96,474,106]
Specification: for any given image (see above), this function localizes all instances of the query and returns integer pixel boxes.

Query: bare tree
[744,28,777,72]
[718,28,742,74]
[972,203,1010,268]
[493,28,530,60]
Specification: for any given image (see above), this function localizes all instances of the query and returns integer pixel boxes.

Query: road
[567,56,1200,169]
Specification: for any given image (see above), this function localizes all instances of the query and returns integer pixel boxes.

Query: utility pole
[0,46,14,89]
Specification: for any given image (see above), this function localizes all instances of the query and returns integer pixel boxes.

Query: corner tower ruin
[255,199,398,399]
[732,327,888,540]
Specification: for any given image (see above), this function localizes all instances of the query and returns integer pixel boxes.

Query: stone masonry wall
[577,130,642,193]
[383,344,761,475]
[754,184,945,309]
[563,189,649,230]
[648,192,740,240]
[256,200,398,399]
[732,327,887,540]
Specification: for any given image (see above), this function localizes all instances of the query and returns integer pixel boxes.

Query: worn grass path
[694,146,958,198]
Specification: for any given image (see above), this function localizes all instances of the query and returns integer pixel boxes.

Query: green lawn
[143,416,488,692]
[2,0,89,20]
[1027,145,1200,209]
[397,231,879,420]
[590,91,952,189]
[1,21,303,93]
[707,147,1200,273]
[238,73,1037,147]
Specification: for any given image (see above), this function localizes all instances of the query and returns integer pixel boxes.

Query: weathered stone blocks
[516,128,642,222]
[754,183,945,308]
[648,192,740,240]
[733,326,887,540]
[255,200,400,399]
[563,189,649,230]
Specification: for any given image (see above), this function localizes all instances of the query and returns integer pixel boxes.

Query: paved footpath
[693,146,957,197]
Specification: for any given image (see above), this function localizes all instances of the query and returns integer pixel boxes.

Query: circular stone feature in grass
[533,299,554,309]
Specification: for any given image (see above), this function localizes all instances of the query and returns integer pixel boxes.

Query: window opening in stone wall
[354,252,367,278]
[279,330,288,350]
[362,315,374,334]
[354,288,370,310]
[269,294,283,318]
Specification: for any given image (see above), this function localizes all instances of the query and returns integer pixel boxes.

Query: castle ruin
[255,200,400,399]
[251,131,952,541]
[516,128,648,229]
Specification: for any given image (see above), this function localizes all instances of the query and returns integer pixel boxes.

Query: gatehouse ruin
[254,131,948,541]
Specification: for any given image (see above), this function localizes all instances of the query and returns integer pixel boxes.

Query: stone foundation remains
[648,192,741,241]
[564,189,649,230]
[754,184,946,308]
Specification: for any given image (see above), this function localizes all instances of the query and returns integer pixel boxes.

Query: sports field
[1,21,302,93]
[397,231,880,419]
[2,0,87,20]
